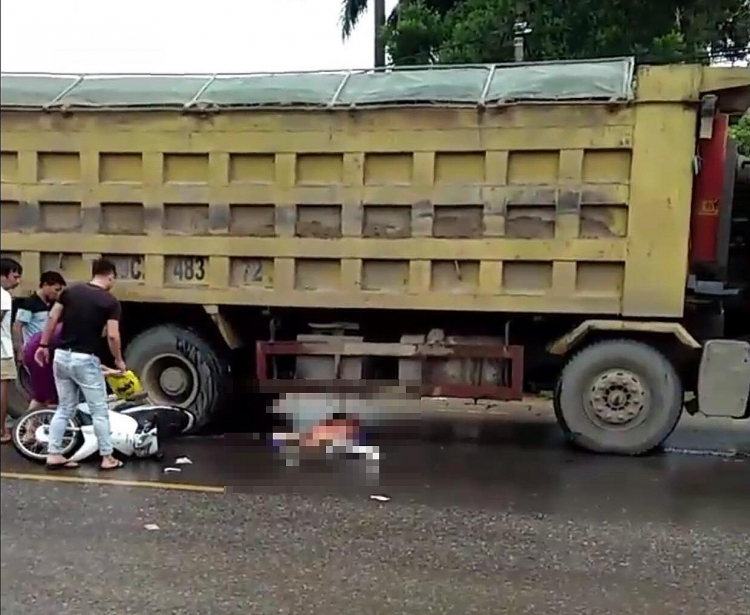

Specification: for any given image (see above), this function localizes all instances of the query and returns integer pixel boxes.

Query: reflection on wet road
[1,413,749,614]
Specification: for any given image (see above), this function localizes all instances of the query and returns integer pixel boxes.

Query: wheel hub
[159,366,190,396]
[589,369,646,425]
[34,424,50,444]
[142,353,199,408]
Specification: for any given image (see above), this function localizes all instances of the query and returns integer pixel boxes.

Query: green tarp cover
[0,58,634,110]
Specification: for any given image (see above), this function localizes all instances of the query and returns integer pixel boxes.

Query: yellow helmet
[106,370,143,400]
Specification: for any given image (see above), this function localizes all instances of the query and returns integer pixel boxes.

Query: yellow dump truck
[2,58,749,454]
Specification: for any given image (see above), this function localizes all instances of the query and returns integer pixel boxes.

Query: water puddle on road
[664,447,749,460]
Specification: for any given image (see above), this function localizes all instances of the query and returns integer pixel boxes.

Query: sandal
[45,461,80,470]
[100,460,124,471]
[1,433,13,444]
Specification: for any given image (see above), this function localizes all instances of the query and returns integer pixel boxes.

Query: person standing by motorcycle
[23,324,64,411]
[13,271,67,413]
[35,258,127,470]
[1,258,23,444]
[25,324,120,412]
[13,271,66,349]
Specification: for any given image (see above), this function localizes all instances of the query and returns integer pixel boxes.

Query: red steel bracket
[256,340,524,400]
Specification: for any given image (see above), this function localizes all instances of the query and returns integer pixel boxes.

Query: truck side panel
[0,66,704,318]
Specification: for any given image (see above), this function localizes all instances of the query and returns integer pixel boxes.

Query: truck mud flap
[696,340,750,418]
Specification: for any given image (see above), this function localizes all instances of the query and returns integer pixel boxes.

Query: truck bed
[1,60,746,318]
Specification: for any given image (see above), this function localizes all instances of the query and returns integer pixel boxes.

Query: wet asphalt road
[1,412,749,615]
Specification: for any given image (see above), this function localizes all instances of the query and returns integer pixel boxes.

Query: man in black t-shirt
[35,258,127,471]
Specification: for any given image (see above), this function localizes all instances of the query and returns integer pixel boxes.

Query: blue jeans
[48,350,113,456]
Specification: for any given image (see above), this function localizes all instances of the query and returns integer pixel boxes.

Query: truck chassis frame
[255,340,525,400]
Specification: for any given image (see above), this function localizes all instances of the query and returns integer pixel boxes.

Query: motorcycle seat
[112,401,142,412]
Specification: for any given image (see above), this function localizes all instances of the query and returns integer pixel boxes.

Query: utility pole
[374,0,386,68]
[513,19,532,62]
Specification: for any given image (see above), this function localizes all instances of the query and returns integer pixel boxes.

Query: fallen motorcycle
[11,393,195,464]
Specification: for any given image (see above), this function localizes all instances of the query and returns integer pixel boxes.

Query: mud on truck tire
[125,325,229,432]
[554,339,684,456]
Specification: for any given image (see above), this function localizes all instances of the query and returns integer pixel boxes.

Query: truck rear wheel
[124,325,229,432]
[555,339,683,455]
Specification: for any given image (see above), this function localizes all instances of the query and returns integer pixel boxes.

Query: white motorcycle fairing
[14,397,195,464]
[66,404,158,463]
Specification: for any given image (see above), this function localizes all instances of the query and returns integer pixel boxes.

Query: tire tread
[125,325,229,432]
[556,338,683,456]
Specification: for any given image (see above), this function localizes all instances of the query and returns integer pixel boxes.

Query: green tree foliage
[731,113,750,156]
[339,0,456,39]
[336,0,749,65]
[340,0,370,39]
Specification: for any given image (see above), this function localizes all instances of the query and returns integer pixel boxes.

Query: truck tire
[124,325,228,432]
[555,339,683,455]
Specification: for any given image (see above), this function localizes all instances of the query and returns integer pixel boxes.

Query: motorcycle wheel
[12,409,83,463]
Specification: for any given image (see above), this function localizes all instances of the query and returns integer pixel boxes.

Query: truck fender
[546,319,701,356]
